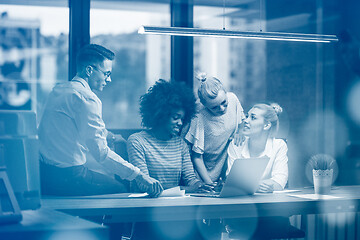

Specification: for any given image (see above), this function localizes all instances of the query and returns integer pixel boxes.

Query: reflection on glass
[193,5,266,108]
[90,3,170,129]
[0,4,68,123]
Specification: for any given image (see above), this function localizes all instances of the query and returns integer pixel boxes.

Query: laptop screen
[219,157,269,197]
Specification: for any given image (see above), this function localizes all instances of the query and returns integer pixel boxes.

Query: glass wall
[0,3,69,123]
[193,4,266,109]
[193,1,342,187]
[90,1,170,129]
[1,0,356,186]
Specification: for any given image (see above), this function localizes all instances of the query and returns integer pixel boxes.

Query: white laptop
[190,157,269,198]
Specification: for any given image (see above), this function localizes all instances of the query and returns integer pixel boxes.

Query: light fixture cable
[259,0,263,32]
[223,0,226,30]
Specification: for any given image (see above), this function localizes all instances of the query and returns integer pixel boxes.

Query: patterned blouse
[185,92,245,182]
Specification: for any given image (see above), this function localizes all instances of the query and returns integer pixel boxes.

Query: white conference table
[41,185,360,224]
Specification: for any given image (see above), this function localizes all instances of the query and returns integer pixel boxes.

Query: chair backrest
[0,110,41,210]
[111,129,142,161]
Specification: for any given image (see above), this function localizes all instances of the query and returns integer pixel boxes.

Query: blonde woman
[225,103,299,240]
[185,73,245,186]
[227,102,288,192]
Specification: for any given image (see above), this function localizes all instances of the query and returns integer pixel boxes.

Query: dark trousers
[40,160,129,196]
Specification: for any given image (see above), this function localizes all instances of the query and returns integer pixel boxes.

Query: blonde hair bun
[195,72,207,83]
[270,103,283,116]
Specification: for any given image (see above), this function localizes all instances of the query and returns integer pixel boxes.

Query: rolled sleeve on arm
[76,95,140,180]
[270,141,289,189]
[104,150,140,181]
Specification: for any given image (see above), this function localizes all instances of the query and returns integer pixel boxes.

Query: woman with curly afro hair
[139,79,196,133]
[127,79,210,195]
[127,80,222,240]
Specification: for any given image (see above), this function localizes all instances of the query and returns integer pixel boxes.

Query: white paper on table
[159,186,185,197]
[288,194,343,200]
[273,189,301,194]
[254,189,302,196]
[128,193,149,198]
[128,186,185,198]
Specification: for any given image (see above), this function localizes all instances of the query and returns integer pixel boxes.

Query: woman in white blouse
[227,102,288,193]
[226,103,304,239]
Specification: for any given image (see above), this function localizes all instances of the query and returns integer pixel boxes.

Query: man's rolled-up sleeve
[75,94,140,181]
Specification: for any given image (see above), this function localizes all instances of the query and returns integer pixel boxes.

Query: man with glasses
[38,44,163,197]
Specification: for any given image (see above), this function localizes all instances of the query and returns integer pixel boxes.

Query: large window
[193,1,341,187]
[0,3,68,123]
[194,4,266,109]
[90,1,170,129]
[0,0,355,186]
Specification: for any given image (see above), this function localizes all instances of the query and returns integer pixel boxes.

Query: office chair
[0,110,41,210]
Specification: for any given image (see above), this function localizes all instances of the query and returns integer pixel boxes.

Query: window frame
[69,0,194,88]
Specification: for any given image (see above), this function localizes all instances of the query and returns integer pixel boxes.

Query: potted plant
[308,154,336,194]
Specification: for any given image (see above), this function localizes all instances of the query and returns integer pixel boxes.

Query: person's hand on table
[200,182,216,192]
[257,179,275,193]
[213,178,225,192]
[203,180,216,189]
[182,181,215,193]
[135,173,163,198]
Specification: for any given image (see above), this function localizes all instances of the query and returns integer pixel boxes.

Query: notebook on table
[190,157,269,198]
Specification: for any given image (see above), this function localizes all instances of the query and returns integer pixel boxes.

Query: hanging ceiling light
[138,26,338,43]
[138,0,338,43]
[139,0,338,43]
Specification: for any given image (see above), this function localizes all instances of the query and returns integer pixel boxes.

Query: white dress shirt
[38,76,140,181]
[227,137,288,189]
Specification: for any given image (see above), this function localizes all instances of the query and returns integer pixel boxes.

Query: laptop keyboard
[190,191,221,197]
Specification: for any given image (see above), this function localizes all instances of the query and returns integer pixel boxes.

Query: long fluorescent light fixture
[138,26,338,43]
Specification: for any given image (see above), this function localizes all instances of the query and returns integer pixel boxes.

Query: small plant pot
[312,169,333,194]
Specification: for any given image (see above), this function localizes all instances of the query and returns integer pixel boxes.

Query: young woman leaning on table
[227,102,288,193]
[184,73,245,188]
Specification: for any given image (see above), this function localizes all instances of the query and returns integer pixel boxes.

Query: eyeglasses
[91,65,111,79]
